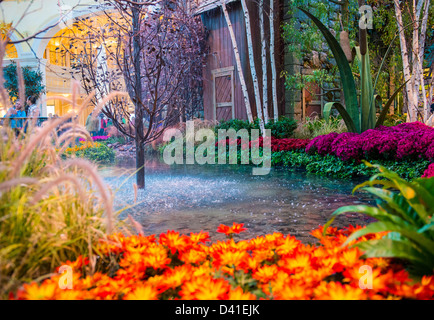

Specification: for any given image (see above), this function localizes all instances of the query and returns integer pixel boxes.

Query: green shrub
[272,150,430,180]
[78,143,116,164]
[265,117,298,139]
[215,117,298,138]
[215,119,255,133]
[63,142,116,165]
[106,136,127,145]
[3,62,45,100]
[325,163,434,277]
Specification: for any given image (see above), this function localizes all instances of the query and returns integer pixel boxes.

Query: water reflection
[100,158,375,244]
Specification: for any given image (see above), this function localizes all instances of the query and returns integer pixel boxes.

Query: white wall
[1,0,106,115]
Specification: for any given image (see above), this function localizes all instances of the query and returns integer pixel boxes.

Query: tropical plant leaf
[361,187,421,226]
[323,102,357,133]
[299,8,360,133]
[353,238,432,269]
[344,221,434,254]
[354,46,375,132]
[323,205,402,235]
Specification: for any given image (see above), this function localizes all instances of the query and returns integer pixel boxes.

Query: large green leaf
[323,205,403,235]
[299,8,360,133]
[323,102,357,133]
[361,187,421,226]
[355,46,375,132]
[418,222,434,234]
[344,221,434,255]
[353,238,432,269]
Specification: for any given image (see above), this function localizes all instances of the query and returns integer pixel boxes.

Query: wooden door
[212,67,234,122]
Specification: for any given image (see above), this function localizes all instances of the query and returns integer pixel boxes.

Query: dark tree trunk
[136,141,145,189]
[132,4,145,189]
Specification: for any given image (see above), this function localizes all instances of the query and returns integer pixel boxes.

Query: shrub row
[271,150,430,180]
[215,117,298,139]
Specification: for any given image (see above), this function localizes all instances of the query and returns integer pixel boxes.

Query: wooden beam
[192,0,238,15]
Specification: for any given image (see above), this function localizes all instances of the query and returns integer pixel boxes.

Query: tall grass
[293,115,347,139]
[0,38,129,298]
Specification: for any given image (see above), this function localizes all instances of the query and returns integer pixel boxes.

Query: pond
[100,157,375,244]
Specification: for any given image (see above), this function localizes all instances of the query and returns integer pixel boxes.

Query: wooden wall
[200,0,285,122]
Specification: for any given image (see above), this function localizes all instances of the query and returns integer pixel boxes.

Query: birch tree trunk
[270,0,279,121]
[240,0,265,133]
[411,0,422,108]
[259,0,269,123]
[221,0,254,123]
[394,0,417,121]
[419,0,430,120]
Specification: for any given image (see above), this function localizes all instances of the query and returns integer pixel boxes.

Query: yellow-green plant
[325,163,434,277]
[0,36,129,297]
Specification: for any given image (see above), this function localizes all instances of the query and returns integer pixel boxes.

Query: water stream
[100,158,375,244]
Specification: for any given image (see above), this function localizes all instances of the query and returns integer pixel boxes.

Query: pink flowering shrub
[79,136,110,142]
[422,164,434,178]
[306,122,434,162]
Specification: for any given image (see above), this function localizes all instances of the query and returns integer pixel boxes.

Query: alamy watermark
[359,5,373,30]
[359,265,373,290]
[58,265,73,290]
[162,121,272,175]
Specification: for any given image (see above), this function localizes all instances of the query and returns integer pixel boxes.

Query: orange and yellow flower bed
[11,224,434,300]
[64,141,102,153]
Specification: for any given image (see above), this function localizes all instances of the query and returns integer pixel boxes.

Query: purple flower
[304,122,434,162]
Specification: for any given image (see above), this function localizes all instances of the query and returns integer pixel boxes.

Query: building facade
[2,0,313,125]
[1,0,105,124]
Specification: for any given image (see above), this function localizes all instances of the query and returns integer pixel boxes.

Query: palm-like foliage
[324,163,434,277]
[299,9,407,133]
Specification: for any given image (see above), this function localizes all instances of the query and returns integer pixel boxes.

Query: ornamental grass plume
[0,42,125,297]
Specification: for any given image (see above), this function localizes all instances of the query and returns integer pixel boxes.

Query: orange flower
[278,253,311,273]
[228,287,257,300]
[252,265,279,283]
[313,281,368,300]
[18,282,58,300]
[179,276,230,300]
[159,230,192,254]
[123,284,159,300]
[217,223,247,237]
[212,250,250,270]
[11,223,434,301]
[273,282,312,300]
[148,265,193,292]
[189,231,211,244]
[178,248,208,265]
